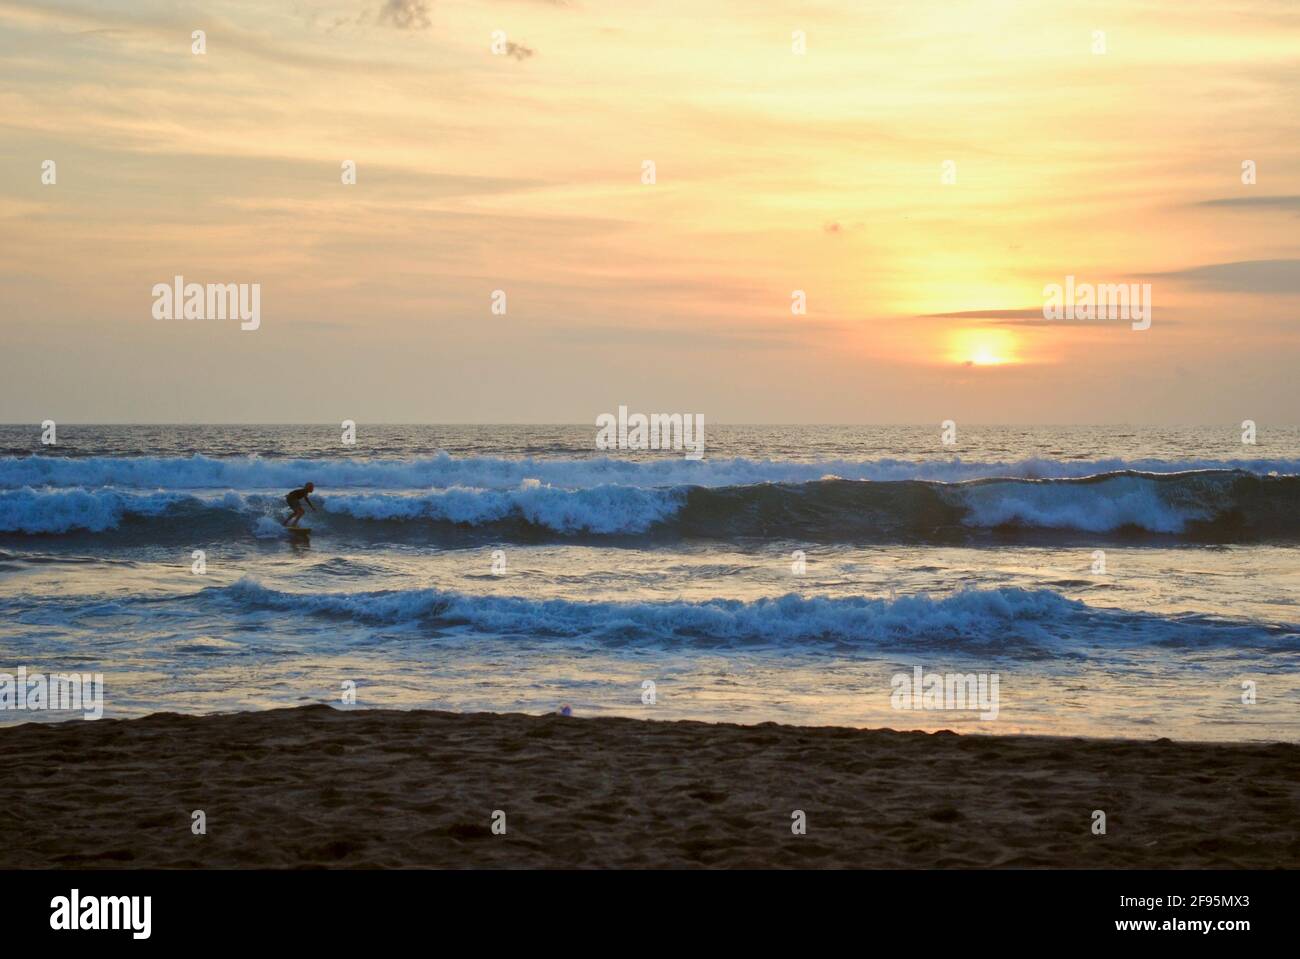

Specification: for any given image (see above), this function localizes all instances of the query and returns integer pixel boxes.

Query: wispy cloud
[375,1,432,30]
[0,0,431,74]
[922,309,1044,320]
[919,309,1177,327]
[1195,195,1300,211]
[1144,259,1300,294]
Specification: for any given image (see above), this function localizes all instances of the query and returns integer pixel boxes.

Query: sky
[0,0,1297,424]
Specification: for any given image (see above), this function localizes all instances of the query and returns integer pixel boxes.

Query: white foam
[216,578,1088,648]
[0,487,187,534]
[324,484,683,534]
[956,475,1213,533]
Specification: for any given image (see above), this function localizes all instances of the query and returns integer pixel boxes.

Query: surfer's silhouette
[283,482,316,527]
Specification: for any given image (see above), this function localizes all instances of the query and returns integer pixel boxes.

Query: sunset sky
[1,0,1297,423]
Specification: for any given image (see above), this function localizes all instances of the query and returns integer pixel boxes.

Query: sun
[948,328,1019,366]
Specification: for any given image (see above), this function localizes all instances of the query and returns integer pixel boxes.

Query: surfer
[283,483,316,527]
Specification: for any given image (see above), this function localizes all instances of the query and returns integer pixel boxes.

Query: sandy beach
[1,704,1295,869]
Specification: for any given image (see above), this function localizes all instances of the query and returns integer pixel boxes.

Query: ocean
[1,424,1297,741]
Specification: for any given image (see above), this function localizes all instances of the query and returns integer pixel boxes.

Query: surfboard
[286,526,311,534]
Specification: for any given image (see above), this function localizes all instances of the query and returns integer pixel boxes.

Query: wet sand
[1,704,1296,868]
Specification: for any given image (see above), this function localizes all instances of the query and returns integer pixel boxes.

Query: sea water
[0,424,1296,741]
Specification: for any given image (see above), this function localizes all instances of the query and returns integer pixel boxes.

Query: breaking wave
[3,469,1296,542]
[200,579,1293,653]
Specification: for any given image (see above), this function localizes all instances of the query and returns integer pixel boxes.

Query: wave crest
[202,579,1288,652]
